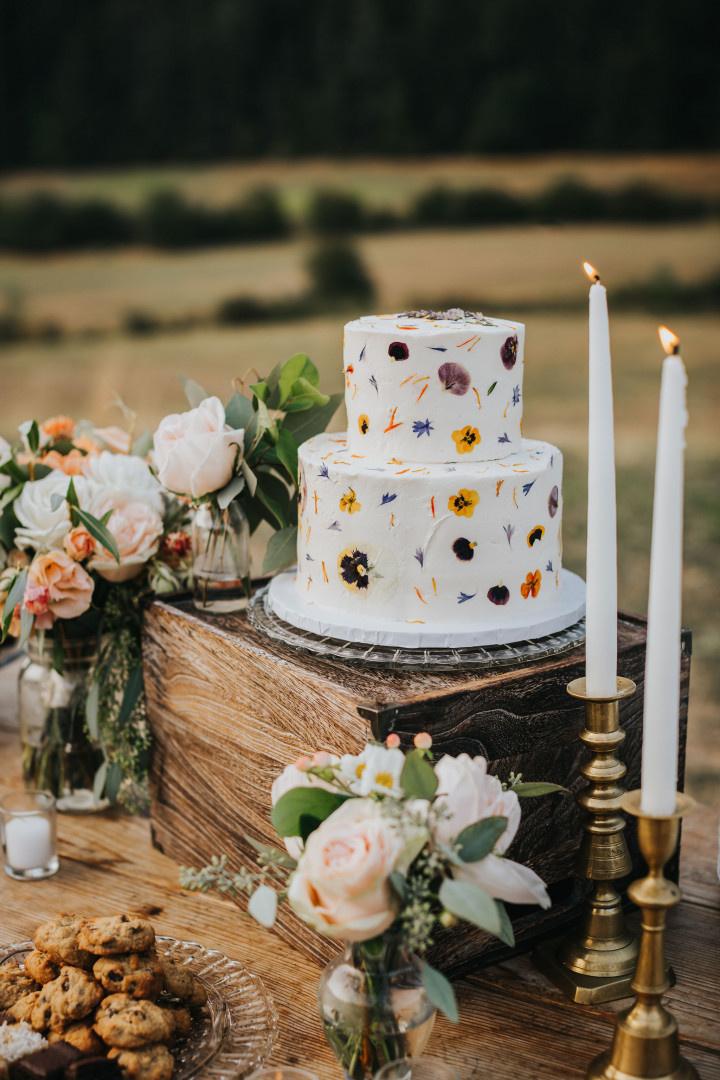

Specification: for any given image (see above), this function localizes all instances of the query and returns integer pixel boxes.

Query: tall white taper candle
[641,327,688,816]
[584,263,618,696]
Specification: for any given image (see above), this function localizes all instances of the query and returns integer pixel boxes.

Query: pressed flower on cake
[448,488,479,517]
[358,414,370,435]
[338,547,370,590]
[520,569,542,598]
[339,487,361,514]
[437,361,471,396]
[527,525,545,546]
[452,425,481,454]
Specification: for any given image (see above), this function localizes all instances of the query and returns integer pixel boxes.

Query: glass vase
[18,636,107,813]
[318,942,436,1080]
[192,501,250,614]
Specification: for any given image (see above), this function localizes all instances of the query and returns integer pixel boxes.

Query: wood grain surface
[0,730,717,1079]
[144,601,691,973]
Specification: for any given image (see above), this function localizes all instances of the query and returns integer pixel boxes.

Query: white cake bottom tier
[295,433,566,631]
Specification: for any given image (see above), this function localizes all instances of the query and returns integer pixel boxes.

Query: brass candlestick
[587,789,698,1080]
[534,676,638,1003]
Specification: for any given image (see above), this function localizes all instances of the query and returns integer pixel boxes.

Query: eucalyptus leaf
[456,816,508,862]
[248,884,278,929]
[439,877,503,937]
[118,663,143,725]
[105,762,123,803]
[255,472,292,530]
[0,483,23,511]
[250,381,270,404]
[513,782,569,797]
[66,477,80,508]
[400,749,438,800]
[271,787,348,838]
[262,526,297,574]
[245,834,296,869]
[277,354,314,405]
[49,492,65,512]
[85,678,100,741]
[275,427,298,484]
[0,459,26,483]
[283,393,342,444]
[420,961,459,1023]
[495,900,515,947]
[390,871,407,902]
[240,460,258,497]
[93,760,108,803]
[2,568,28,637]
[72,508,121,563]
[216,473,245,510]
[27,420,40,454]
[18,605,34,649]
[225,392,255,430]
[183,378,209,408]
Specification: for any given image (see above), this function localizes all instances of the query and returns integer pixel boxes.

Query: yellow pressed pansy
[452,425,481,454]
[358,414,370,435]
[448,488,479,517]
[339,488,361,514]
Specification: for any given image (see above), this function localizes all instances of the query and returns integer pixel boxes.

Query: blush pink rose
[89,498,163,583]
[27,550,94,622]
[153,396,244,499]
[24,584,50,616]
[434,753,550,909]
[287,798,407,942]
[64,526,96,562]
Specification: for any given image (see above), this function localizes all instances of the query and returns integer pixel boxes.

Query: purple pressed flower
[328,521,342,531]
[437,361,471,396]
[522,480,536,496]
[414,548,424,568]
[429,346,447,352]
[388,341,409,361]
[546,560,554,572]
[501,335,518,370]
[305,553,314,561]
[512,385,521,406]
[503,523,515,547]
[358,345,366,362]
[381,492,397,505]
[457,591,477,604]
[318,462,329,479]
[548,485,559,517]
[369,375,379,394]
[498,432,511,444]
[412,419,434,437]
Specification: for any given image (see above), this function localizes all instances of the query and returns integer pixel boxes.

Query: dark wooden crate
[144,600,691,976]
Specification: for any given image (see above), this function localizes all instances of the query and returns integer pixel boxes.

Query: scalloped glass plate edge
[0,937,278,1079]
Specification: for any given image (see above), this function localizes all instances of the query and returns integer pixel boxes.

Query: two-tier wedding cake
[268,310,585,647]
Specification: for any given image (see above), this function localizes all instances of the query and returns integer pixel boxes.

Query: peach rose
[89,499,163,583]
[41,415,75,441]
[64,526,96,562]
[287,798,424,942]
[40,449,88,476]
[27,550,94,621]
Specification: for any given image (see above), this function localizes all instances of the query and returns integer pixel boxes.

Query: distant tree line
[0,180,716,253]
[1,0,718,167]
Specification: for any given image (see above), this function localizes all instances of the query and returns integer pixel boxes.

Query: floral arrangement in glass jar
[181,734,564,1078]
[153,360,340,612]
[0,414,192,811]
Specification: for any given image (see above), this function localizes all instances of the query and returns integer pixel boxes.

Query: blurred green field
[2,154,720,215]
[1,222,718,333]
[0,154,717,804]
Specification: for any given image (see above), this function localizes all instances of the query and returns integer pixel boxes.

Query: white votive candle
[641,327,688,816]
[4,814,54,870]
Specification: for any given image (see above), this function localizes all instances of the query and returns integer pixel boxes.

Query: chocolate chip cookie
[107,1044,174,1080]
[93,953,163,1000]
[46,966,104,1022]
[7,990,40,1024]
[24,950,61,985]
[94,994,174,1049]
[33,915,93,969]
[159,958,206,1006]
[0,962,37,1009]
[79,916,155,957]
[159,1004,192,1040]
[49,1020,106,1055]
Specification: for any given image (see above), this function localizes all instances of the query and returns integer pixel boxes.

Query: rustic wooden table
[0,725,718,1079]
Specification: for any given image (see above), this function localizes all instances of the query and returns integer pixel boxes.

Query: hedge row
[0,179,717,252]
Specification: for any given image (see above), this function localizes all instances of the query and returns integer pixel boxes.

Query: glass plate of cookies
[0,934,278,1078]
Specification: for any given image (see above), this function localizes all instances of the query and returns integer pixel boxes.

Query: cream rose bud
[153,396,245,499]
[288,799,410,942]
[434,753,550,910]
[271,757,340,860]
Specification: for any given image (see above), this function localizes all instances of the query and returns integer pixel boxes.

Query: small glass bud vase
[318,942,436,1080]
[192,501,250,615]
[18,636,106,813]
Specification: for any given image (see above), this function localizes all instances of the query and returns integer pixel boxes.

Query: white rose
[153,396,244,499]
[84,452,163,515]
[339,745,405,798]
[0,436,11,492]
[271,757,340,860]
[434,754,550,909]
[14,471,84,552]
[288,799,409,942]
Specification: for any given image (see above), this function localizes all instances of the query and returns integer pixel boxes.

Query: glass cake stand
[248,584,585,671]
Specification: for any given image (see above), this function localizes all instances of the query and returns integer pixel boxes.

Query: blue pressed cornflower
[318,462,329,479]
[457,591,477,604]
[522,480,536,496]
[512,385,521,406]
[414,549,424,567]
[546,560,554,572]
[327,521,342,531]
[369,375,379,394]
[498,432,511,444]
[381,492,397,505]
[412,419,434,438]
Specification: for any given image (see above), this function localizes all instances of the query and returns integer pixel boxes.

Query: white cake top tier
[343,311,524,464]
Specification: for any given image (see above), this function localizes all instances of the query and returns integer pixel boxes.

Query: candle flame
[658,325,680,355]
[583,261,600,283]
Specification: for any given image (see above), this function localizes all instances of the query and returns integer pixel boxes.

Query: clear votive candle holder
[1,790,59,881]
[375,1060,461,1080]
